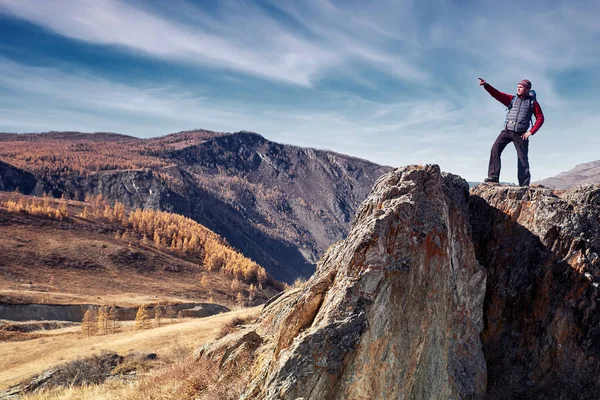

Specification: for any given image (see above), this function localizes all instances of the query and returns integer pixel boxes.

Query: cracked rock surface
[471,184,600,399]
[200,165,487,399]
[197,167,600,399]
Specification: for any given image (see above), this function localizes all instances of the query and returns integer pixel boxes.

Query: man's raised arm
[478,78,513,108]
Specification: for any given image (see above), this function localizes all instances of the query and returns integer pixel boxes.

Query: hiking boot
[484,178,499,183]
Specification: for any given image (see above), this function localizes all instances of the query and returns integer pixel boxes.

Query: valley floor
[1,306,261,389]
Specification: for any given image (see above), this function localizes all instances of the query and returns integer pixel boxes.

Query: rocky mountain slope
[0,130,391,283]
[195,165,600,399]
[0,161,36,193]
[537,160,600,189]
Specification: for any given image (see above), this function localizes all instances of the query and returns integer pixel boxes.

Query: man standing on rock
[479,78,545,186]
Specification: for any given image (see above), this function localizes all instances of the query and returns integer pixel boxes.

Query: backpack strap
[506,95,516,111]
[528,90,536,128]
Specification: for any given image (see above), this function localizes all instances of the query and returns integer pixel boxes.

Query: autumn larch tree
[135,304,151,330]
[97,306,109,335]
[81,308,98,336]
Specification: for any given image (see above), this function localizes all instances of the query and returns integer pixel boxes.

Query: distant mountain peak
[536,159,600,189]
[229,130,267,142]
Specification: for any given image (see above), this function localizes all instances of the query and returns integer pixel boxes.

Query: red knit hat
[518,79,532,89]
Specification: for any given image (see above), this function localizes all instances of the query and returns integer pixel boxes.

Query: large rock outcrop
[197,166,600,399]
[471,184,600,399]
[198,165,488,399]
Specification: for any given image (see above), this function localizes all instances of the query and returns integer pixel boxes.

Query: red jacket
[484,83,545,134]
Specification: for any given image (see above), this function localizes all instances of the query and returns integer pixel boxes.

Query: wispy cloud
[0,0,428,86]
[0,0,337,86]
[0,56,463,164]
[0,0,599,182]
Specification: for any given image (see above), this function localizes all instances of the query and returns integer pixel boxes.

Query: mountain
[537,160,600,189]
[0,131,136,142]
[0,130,391,283]
[194,165,600,399]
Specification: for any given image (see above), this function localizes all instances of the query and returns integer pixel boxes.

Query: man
[479,78,545,186]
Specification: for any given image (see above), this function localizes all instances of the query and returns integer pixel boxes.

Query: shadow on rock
[470,185,600,400]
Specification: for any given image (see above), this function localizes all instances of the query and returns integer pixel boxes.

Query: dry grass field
[0,191,277,398]
[1,306,261,390]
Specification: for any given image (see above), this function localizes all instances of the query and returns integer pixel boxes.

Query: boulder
[198,165,488,399]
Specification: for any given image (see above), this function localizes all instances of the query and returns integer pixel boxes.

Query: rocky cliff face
[197,165,488,399]
[38,169,170,211]
[0,161,36,193]
[471,184,600,399]
[196,166,600,399]
[168,131,391,271]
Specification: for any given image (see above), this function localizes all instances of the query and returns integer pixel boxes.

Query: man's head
[517,79,532,96]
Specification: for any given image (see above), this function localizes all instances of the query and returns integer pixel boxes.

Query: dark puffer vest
[505,95,534,133]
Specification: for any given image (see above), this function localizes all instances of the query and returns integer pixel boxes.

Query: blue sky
[1,0,599,182]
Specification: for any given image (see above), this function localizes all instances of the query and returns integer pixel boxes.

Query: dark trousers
[487,129,530,186]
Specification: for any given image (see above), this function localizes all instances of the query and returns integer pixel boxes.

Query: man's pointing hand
[478,77,486,86]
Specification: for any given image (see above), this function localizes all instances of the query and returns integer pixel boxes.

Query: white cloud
[0,0,429,86]
[0,0,598,183]
[2,53,598,182]
[0,0,338,86]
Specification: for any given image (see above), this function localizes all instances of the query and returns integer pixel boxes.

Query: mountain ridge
[0,129,392,283]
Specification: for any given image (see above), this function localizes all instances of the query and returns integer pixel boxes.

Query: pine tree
[236,292,244,307]
[42,192,50,208]
[81,308,98,336]
[135,305,151,330]
[114,201,125,224]
[230,278,241,292]
[103,205,113,220]
[153,231,161,248]
[93,194,104,218]
[58,194,68,218]
[200,276,209,288]
[97,306,109,335]
[249,284,256,302]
